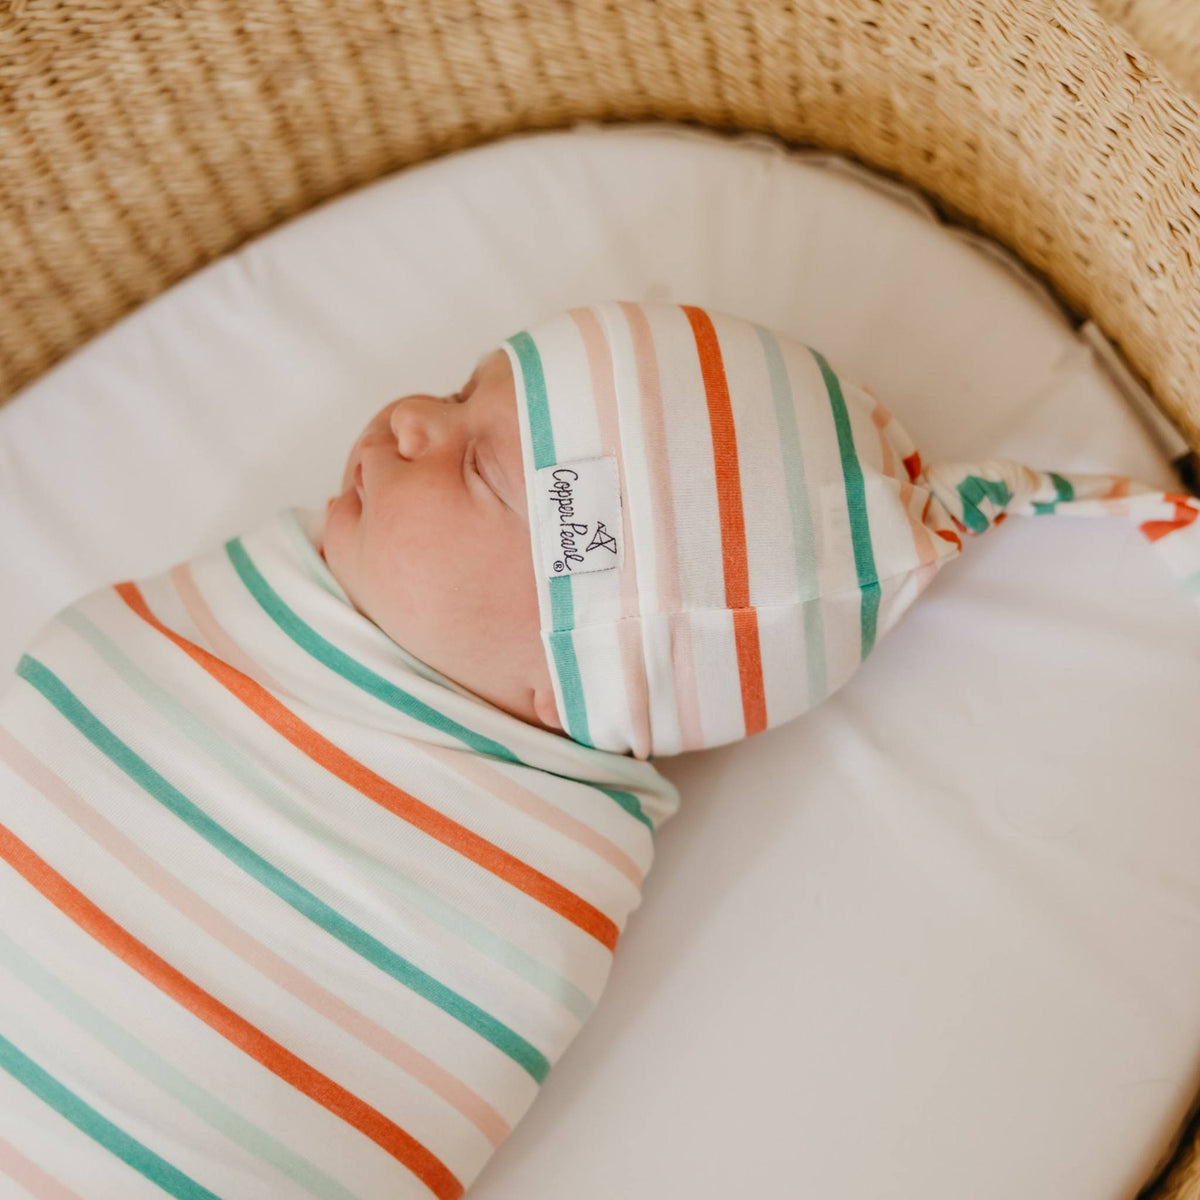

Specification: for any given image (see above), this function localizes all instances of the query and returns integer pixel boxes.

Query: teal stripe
[0,931,358,1200]
[0,1032,221,1200]
[280,509,473,695]
[757,327,827,707]
[507,331,556,470]
[226,538,520,765]
[954,470,1050,531]
[957,475,1011,530]
[57,607,596,1023]
[15,654,550,1084]
[506,331,594,749]
[546,570,576,634]
[505,333,593,743]
[229,532,642,826]
[1031,471,1075,516]
[546,580,592,748]
[809,348,880,659]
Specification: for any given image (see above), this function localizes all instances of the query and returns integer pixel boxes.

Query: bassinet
[2,2,1200,1196]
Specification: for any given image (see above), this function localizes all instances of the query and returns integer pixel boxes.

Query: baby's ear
[532,686,563,732]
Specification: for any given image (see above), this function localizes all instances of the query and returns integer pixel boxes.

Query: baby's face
[320,349,563,735]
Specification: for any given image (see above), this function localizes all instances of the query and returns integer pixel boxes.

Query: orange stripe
[1141,494,1199,543]
[114,581,619,953]
[0,820,463,1200]
[681,306,767,738]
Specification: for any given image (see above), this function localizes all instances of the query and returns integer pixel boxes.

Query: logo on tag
[535,455,622,578]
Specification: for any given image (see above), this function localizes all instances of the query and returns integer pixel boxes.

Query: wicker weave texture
[1,1,1200,458]
[1096,0,1200,98]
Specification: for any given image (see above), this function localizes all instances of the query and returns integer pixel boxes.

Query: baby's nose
[389,396,448,460]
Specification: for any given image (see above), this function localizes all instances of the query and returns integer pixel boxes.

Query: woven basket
[1096,0,1200,99]
[3,1,1200,1195]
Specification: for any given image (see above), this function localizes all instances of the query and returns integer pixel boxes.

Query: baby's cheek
[488,538,541,629]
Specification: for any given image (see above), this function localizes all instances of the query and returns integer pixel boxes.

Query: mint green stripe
[0,1033,221,1200]
[757,327,827,707]
[1184,569,1200,596]
[16,654,550,1084]
[57,607,595,1023]
[809,348,880,659]
[280,509,350,603]
[0,931,358,1200]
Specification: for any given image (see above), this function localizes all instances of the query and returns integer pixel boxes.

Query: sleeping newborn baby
[2,301,1198,1200]
[320,346,565,739]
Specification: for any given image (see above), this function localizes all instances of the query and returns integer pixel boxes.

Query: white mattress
[2,123,1199,1200]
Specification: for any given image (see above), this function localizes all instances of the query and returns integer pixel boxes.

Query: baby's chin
[319,491,357,571]
[318,512,377,625]
[324,483,361,531]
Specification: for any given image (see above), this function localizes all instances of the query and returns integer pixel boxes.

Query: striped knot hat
[500,301,1200,761]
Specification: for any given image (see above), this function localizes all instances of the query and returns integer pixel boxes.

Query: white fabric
[1,123,1197,1199]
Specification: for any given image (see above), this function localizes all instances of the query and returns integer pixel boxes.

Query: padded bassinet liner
[1,125,1197,1199]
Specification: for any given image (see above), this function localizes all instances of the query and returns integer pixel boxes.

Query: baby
[1,301,1197,1200]
[320,346,565,739]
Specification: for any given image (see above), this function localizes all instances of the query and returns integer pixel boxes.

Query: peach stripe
[115,581,620,952]
[667,610,701,744]
[569,307,653,762]
[1100,475,1133,517]
[169,562,643,889]
[0,726,511,1148]
[423,741,644,888]
[617,302,705,752]
[0,1137,84,1200]
[0,819,463,1200]
[171,562,287,696]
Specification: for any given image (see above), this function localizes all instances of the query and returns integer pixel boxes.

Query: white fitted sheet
[2,123,1198,1200]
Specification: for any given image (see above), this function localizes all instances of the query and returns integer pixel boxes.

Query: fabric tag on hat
[534,455,623,578]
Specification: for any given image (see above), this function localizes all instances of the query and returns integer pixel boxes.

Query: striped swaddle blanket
[0,506,680,1199]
